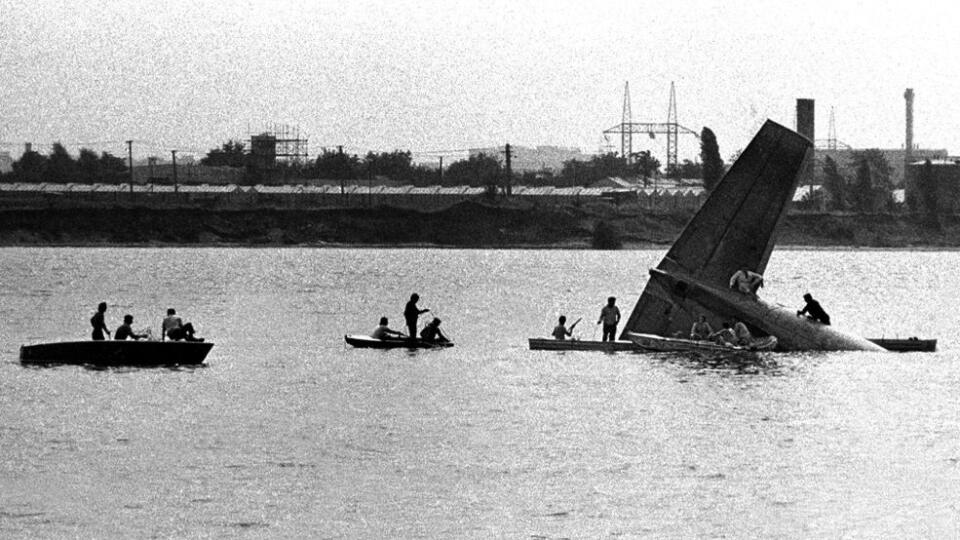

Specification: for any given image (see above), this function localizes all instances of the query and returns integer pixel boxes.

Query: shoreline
[3,204,960,250]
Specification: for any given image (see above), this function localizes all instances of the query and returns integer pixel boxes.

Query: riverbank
[1,202,958,248]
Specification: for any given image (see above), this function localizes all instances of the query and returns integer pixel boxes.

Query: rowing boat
[527,338,636,351]
[626,332,778,353]
[19,340,214,366]
[867,337,937,352]
[344,334,454,349]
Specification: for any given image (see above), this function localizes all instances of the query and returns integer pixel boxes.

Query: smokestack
[905,88,914,183]
[796,99,817,207]
[24,142,32,154]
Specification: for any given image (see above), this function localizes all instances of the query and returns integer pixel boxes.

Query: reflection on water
[0,247,959,537]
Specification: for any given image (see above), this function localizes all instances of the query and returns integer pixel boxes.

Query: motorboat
[20,340,214,366]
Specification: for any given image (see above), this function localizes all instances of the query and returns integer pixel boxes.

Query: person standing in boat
[90,302,110,341]
[729,266,764,295]
[596,297,621,342]
[552,315,580,340]
[690,315,714,340]
[371,317,405,340]
[420,318,449,343]
[797,293,831,325]
[114,314,148,341]
[403,293,430,339]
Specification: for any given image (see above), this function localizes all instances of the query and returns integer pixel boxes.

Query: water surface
[1,247,958,538]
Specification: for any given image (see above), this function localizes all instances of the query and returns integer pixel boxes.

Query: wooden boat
[528,338,636,351]
[626,332,778,353]
[344,334,454,350]
[19,340,214,366]
[867,337,937,352]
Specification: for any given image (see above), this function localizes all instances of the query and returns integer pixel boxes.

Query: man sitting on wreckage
[729,266,765,296]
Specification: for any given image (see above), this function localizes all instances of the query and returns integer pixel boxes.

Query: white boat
[626,332,777,353]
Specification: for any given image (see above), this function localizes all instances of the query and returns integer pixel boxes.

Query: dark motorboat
[20,340,214,366]
[528,338,636,351]
[344,334,454,350]
[867,337,937,352]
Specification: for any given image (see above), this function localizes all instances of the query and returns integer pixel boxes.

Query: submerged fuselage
[645,269,882,351]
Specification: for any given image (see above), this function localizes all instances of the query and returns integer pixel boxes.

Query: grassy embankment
[0,201,957,248]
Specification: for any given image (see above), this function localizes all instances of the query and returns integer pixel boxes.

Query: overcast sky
[3,0,958,163]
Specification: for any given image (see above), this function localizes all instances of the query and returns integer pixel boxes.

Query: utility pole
[503,143,513,197]
[438,156,443,185]
[171,150,178,193]
[126,140,134,194]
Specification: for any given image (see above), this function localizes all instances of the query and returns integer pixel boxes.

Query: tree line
[1,143,128,184]
[0,127,724,191]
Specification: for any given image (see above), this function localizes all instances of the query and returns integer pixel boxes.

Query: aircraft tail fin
[621,119,811,337]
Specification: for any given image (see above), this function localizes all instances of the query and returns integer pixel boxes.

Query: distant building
[468,145,591,173]
[817,147,947,186]
[907,158,960,213]
[0,152,12,174]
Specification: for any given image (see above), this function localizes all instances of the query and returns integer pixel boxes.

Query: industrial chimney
[904,88,914,187]
[796,99,817,207]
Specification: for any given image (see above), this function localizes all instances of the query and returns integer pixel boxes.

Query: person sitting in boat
[689,315,714,340]
[733,319,754,346]
[709,322,736,346]
[371,317,405,340]
[552,315,580,340]
[162,308,203,342]
[419,318,449,343]
[90,302,111,341]
[729,266,764,295]
[114,314,148,341]
[797,293,831,325]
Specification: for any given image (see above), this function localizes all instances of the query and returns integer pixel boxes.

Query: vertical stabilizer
[621,120,811,338]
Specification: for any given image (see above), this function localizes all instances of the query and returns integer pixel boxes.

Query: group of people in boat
[546,266,832,344]
[90,302,203,342]
[552,296,622,342]
[369,293,449,343]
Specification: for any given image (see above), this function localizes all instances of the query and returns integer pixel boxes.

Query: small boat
[344,334,454,350]
[867,337,937,352]
[527,338,637,351]
[626,332,778,353]
[20,340,214,366]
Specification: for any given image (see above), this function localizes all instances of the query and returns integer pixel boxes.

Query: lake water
[1,247,959,538]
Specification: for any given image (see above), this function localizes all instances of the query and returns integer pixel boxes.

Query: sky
[3,0,960,164]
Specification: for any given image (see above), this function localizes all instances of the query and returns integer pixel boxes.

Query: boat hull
[626,332,777,353]
[19,340,214,366]
[528,338,636,351]
[344,335,454,349]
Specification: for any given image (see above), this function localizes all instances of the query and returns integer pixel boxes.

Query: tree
[677,159,702,179]
[631,150,660,186]
[700,127,724,191]
[201,140,247,167]
[44,142,77,183]
[99,152,128,183]
[558,153,628,187]
[12,149,47,183]
[849,149,894,212]
[314,148,360,180]
[444,153,501,191]
[821,156,847,211]
[77,148,101,183]
[361,150,414,182]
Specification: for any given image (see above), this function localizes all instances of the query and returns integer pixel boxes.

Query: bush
[592,220,622,249]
